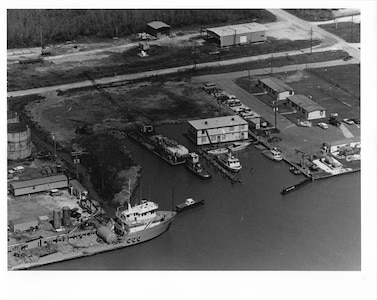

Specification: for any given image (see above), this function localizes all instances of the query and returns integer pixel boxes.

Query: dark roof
[287,95,325,112]
[8,123,28,133]
[147,21,171,30]
[259,77,294,93]
[10,174,67,189]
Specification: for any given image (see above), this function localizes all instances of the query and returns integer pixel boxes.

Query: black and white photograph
[3,2,376,300]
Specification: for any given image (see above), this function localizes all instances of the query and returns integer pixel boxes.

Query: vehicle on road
[317,122,328,129]
[329,118,341,127]
[351,118,360,125]
[343,55,353,61]
[203,83,217,93]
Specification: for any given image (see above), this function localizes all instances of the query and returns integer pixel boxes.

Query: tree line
[7,9,275,48]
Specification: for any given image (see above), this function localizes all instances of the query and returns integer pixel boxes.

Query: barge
[175,198,205,213]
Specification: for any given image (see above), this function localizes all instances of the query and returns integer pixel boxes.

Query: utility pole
[350,16,354,43]
[310,27,313,55]
[273,101,278,129]
[71,151,88,181]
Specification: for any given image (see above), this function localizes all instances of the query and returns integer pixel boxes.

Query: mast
[171,187,175,211]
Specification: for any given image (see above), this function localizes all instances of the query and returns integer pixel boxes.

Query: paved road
[7,9,360,99]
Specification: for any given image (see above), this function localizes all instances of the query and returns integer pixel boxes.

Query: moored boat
[289,166,301,175]
[186,152,212,179]
[227,141,251,152]
[217,152,242,172]
[207,147,228,155]
[113,200,176,242]
[262,147,283,161]
[175,198,205,213]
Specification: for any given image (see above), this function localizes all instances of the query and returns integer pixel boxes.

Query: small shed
[286,95,326,120]
[9,217,39,232]
[146,21,171,38]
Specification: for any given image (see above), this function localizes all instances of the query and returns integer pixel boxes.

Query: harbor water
[37,123,361,270]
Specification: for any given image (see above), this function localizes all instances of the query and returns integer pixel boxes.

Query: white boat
[262,147,283,161]
[207,147,229,155]
[217,152,242,172]
[227,141,251,152]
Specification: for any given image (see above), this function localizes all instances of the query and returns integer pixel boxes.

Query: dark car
[267,136,283,143]
[351,118,360,125]
[329,118,341,127]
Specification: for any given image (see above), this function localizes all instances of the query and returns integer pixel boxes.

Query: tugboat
[289,166,301,175]
[217,152,242,172]
[207,147,228,155]
[262,147,283,161]
[175,198,205,213]
[186,152,212,179]
[113,200,176,243]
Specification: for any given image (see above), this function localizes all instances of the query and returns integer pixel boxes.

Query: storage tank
[62,206,71,227]
[8,123,32,160]
[53,209,61,229]
[97,226,117,244]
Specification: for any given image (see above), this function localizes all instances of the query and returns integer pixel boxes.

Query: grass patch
[319,22,360,43]
[285,9,335,21]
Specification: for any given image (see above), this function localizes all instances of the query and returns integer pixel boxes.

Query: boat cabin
[119,200,158,224]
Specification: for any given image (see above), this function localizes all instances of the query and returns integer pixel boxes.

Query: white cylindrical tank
[97,226,117,244]
[53,209,61,229]
[8,123,32,160]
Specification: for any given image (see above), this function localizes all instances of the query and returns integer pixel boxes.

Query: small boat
[262,147,283,161]
[175,198,205,213]
[227,141,251,152]
[217,152,242,172]
[289,166,301,175]
[207,147,228,155]
[186,153,212,179]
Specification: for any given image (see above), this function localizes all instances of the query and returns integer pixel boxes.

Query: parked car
[329,117,341,127]
[49,189,63,196]
[203,83,217,93]
[298,120,312,127]
[343,55,353,61]
[317,122,328,129]
[267,136,282,143]
[342,118,355,125]
[351,118,360,125]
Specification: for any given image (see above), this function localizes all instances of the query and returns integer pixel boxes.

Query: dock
[197,149,241,184]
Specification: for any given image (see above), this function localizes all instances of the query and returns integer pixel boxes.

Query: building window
[201,137,206,143]
[289,91,293,95]
[201,130,206,134]
[229,126,234,131]
[240,125,244,130]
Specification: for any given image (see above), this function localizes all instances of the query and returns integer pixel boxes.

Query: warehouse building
[9,174,68,196]
[257,77,295,100]
[286,95,326,120]
[188,115,248,146]
[145,21,171,38]
[206,23,266,48]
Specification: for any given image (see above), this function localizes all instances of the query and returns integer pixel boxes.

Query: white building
[188,115,248,146]
[286,95,326,120]
[258,77,294,100]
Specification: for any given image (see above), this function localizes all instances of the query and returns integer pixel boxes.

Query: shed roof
[11,174,67,190]
[147,21,171,30]
[188,115,247,131]
[259,77,294,93]
[207,22,266,37]
[287,95,325,112]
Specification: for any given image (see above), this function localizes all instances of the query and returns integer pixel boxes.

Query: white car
[343,118,355,125]
[317,122,328,129]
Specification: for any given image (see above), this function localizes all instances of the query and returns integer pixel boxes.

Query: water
[37,123,360,270]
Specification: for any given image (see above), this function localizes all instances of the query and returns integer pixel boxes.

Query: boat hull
[262,150,283,161]
[9,211,176,270]
[185,163,212,179]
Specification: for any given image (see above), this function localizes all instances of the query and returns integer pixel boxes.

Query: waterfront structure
[9,174,68,196]
[257,77,295,100]
[145,21,171,38]
[286,95,326,120]
[8,123,32,160]
[188,115,248,146]
[206,23,266,47]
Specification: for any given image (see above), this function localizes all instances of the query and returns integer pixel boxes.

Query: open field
[7,38,321,92]
[319,22,360,43]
